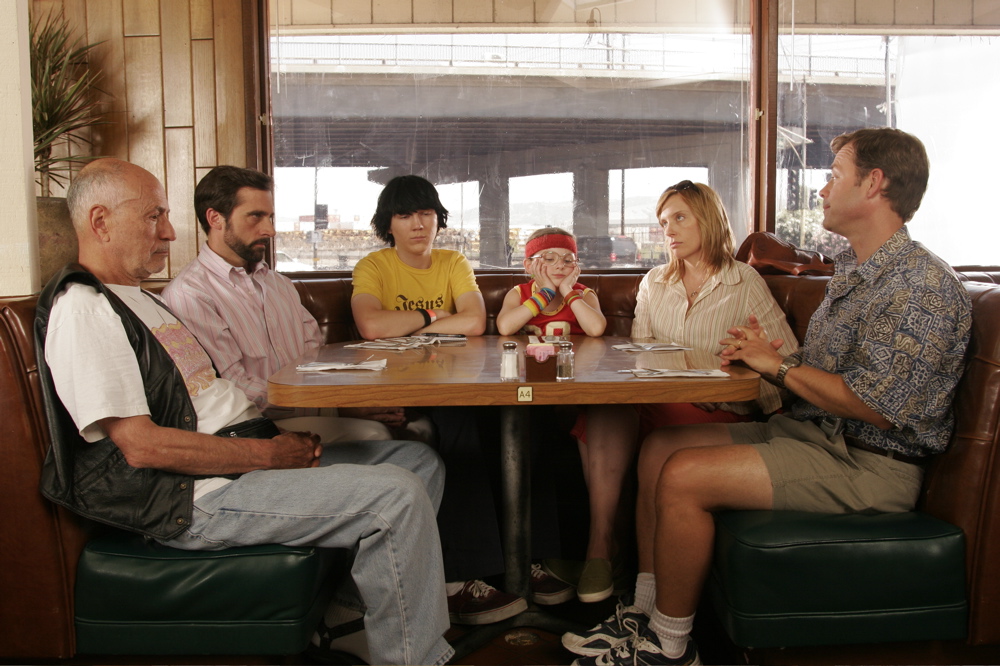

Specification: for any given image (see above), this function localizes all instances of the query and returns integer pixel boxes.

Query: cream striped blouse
[632,260,798,414]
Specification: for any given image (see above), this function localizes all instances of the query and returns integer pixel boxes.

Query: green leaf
[30,10,108,196]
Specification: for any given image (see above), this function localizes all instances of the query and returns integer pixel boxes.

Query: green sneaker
[542,558,585,586]
[577,557,614,603]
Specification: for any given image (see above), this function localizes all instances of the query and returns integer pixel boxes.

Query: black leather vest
[36,265,199,540]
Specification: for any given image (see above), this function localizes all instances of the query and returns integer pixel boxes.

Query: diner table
[269,335,759,652]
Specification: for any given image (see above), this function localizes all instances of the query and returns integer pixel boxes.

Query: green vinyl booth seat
[74,532,347,655]
[709,510,968,649]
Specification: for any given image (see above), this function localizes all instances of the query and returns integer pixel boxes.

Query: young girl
[496,227,607,337]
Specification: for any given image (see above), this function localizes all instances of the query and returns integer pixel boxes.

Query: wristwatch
[774,355,802,389]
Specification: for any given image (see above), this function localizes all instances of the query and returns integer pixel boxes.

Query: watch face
[782,355,801,368]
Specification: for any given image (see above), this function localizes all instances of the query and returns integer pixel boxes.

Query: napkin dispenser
[524,343,557,382]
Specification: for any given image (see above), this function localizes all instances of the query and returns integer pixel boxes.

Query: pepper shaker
[556,341,575,381]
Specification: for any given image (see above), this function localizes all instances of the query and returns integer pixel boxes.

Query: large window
[269,7,1000,271]
[775,23,1000,265]
[270,26,753,270]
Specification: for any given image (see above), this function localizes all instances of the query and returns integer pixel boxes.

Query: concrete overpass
[270,46,887,265]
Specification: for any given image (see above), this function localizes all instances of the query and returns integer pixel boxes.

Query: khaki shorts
[728,414,924,513]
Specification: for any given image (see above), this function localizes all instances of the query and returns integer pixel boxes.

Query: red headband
[525,234,577,258]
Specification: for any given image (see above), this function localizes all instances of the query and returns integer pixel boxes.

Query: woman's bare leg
[578,404,640,561]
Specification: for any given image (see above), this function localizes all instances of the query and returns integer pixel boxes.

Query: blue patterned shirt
[790,228,971,456]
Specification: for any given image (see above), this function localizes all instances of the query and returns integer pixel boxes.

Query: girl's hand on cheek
[559,265,581,296]
[534,262,557,291]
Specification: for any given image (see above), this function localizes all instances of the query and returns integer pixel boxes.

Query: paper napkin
[296,359,388,372]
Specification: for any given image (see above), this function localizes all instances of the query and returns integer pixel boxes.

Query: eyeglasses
[530,251,579,267]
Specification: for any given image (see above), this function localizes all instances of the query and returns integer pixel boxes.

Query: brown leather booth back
[922,282,1000,644]
[0,297,87,658]
[292,278,360,343]
[759,275,829,344]
[955,267,1000,285]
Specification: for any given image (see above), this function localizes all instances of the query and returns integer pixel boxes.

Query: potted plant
[30,11,105,283]
[31,10,105,196]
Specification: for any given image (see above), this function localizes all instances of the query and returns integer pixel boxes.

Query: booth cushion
[709,510,968,648]
[75,532,346,655]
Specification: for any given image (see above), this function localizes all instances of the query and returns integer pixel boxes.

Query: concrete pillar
[479,170,510,268]
[572,168,609,237]
[0,0,40,297]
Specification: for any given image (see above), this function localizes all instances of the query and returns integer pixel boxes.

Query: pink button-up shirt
[162,244,322,419]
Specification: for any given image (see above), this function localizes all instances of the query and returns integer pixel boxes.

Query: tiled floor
[449,626,573,665]
[444,597,745,666]
[445,596,618,665]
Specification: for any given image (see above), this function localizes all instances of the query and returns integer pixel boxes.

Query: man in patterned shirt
[563,128,972,666]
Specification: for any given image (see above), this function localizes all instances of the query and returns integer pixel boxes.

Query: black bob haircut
[370,175,449,246]
[195,165,273,234]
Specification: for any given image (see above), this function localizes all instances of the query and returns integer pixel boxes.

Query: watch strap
[775,356,800,389]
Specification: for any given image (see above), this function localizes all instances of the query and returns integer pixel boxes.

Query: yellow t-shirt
[352,248,480,313]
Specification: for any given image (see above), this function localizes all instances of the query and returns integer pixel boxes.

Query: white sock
[634,572,656,615]
[649,608,694,659]
[445,581,466,596]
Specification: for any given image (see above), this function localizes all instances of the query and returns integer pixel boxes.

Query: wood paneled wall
[31,0,259,278]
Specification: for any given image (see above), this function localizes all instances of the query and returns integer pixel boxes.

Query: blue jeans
[160,439,454,666]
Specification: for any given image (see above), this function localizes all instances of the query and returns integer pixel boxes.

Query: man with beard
[164,166,393,443]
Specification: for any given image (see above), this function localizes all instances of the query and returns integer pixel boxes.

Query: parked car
[576,235,639,269]
[275,251,313,272]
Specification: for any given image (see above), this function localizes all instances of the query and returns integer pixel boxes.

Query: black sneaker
[570,627,700,666]
[531,562,576,605]
[561,596,648,656]
[448,579,527,625]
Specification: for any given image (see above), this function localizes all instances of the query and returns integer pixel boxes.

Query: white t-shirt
[45,283,260,498]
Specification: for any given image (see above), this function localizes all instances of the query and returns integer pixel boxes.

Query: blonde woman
[558,181,798,607]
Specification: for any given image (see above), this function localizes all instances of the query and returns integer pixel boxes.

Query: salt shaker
[500,341,519,381]
[556,341,575,381]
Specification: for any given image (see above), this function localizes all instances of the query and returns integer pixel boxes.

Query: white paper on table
[344,340,422,351]
[296,359,388,372]
[619,368,728,378]
[344,336,465,350]
[612,342,692,352]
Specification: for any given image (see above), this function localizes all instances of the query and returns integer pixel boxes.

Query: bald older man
[35,158,454,666]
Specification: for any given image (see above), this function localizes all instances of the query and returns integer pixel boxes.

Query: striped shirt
[162,243,322,419]
[632,260,798,414]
